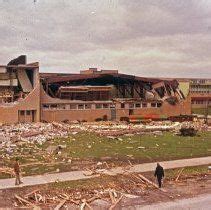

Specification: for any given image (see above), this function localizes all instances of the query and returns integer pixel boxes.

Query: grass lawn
[1,131,211,178]
[49,131,211,161]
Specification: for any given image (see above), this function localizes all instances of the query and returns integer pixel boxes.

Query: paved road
[0,156,210,190]
[129,193,211,210]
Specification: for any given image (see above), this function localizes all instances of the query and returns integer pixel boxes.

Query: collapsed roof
[41,70,184,104]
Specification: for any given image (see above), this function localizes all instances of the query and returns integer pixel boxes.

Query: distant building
[190,79,211,115]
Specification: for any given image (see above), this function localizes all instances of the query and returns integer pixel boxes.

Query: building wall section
[0,68,40,124]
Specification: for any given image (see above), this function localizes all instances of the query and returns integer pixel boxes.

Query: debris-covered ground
[0,120,211,178]
[0,165,210,209]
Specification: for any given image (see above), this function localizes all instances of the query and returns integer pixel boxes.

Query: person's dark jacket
[154,165,164,178]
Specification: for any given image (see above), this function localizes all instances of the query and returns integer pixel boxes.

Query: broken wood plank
[128,160,133,166]
[131,174,146,183]
[138,174,166,192]
[109,195,124,210]
[80,202,86,210]
[54,199,67,210]
[175,168,184,182]
[70,199,80,205]
[109,191,116,204]
[85,201,93,210]
[24,189,39,198]
[15,195,40,209]
[87,195,100,203]
[103,161,110,169]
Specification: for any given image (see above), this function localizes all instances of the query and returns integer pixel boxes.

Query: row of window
[19,110,34,116]
[190,90,211,93]
[191,80,209,84]
[129,102,162,108]
[43,103,111,110]
[42,102,163,110]
[192,100,211,105]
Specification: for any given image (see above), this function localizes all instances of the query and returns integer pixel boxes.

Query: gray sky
[0,0,211,78]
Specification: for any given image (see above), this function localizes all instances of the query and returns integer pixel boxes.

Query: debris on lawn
[175,168,185,182]
[0,167,14,176]
[0,119,208,153]
[0,119,209,180]
[10,169,211,209]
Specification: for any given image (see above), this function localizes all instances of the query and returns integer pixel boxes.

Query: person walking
[13,158,23,185]
[154,163,164,188]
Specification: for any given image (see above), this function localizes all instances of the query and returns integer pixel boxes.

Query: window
[26,110,31,115]
[78,104,84,109]
[20,110,25,115]
[70,104,77,109]
[157,103,162,108]
[85,104,91,109]
[121,103,125,108]
[96,104,102,109]
[51,104,58,109]
[142,103,147,108]
[42,104,50,109]
[103,104,109,109]
[135,103,141,108]
[110,104,116,109]
[151,103,156,108]
[129,103,134,109]
[59,104,66,109]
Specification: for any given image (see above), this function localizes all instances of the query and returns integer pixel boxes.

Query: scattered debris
[175,168,185,182]
[15,194,40,209]
[54,199,67,210]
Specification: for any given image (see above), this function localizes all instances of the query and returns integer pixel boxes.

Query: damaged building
[0,56,191,124]
[0,55,40,124]
[40,68,191,123]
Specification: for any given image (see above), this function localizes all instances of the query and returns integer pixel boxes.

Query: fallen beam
[175,168,184,182]
[15,195,40,209]
[138,174,166,192]
[54,199,67,210]
[109,195,123,210]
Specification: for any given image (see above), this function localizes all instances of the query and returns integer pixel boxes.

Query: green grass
[164,165,209,180]
[1,131,211,178]
[48,131,211,161]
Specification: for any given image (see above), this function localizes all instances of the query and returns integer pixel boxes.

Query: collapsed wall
[0,56,40,124]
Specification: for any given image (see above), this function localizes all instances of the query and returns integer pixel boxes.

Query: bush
[120,117,129,122]
[180,127,197,136]
[95,118,103,122]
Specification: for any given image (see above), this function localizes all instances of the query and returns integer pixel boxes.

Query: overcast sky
[0,0,211,78]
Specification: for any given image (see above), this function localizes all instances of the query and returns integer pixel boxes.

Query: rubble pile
[13,170,211,209]
[13,173,156,209]
[0,122,73,156]
[69,119,208,137]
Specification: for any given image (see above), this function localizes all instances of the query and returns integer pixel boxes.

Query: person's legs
[17,174,23,184]
[15,173,19,185]
[157,177,162,188]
